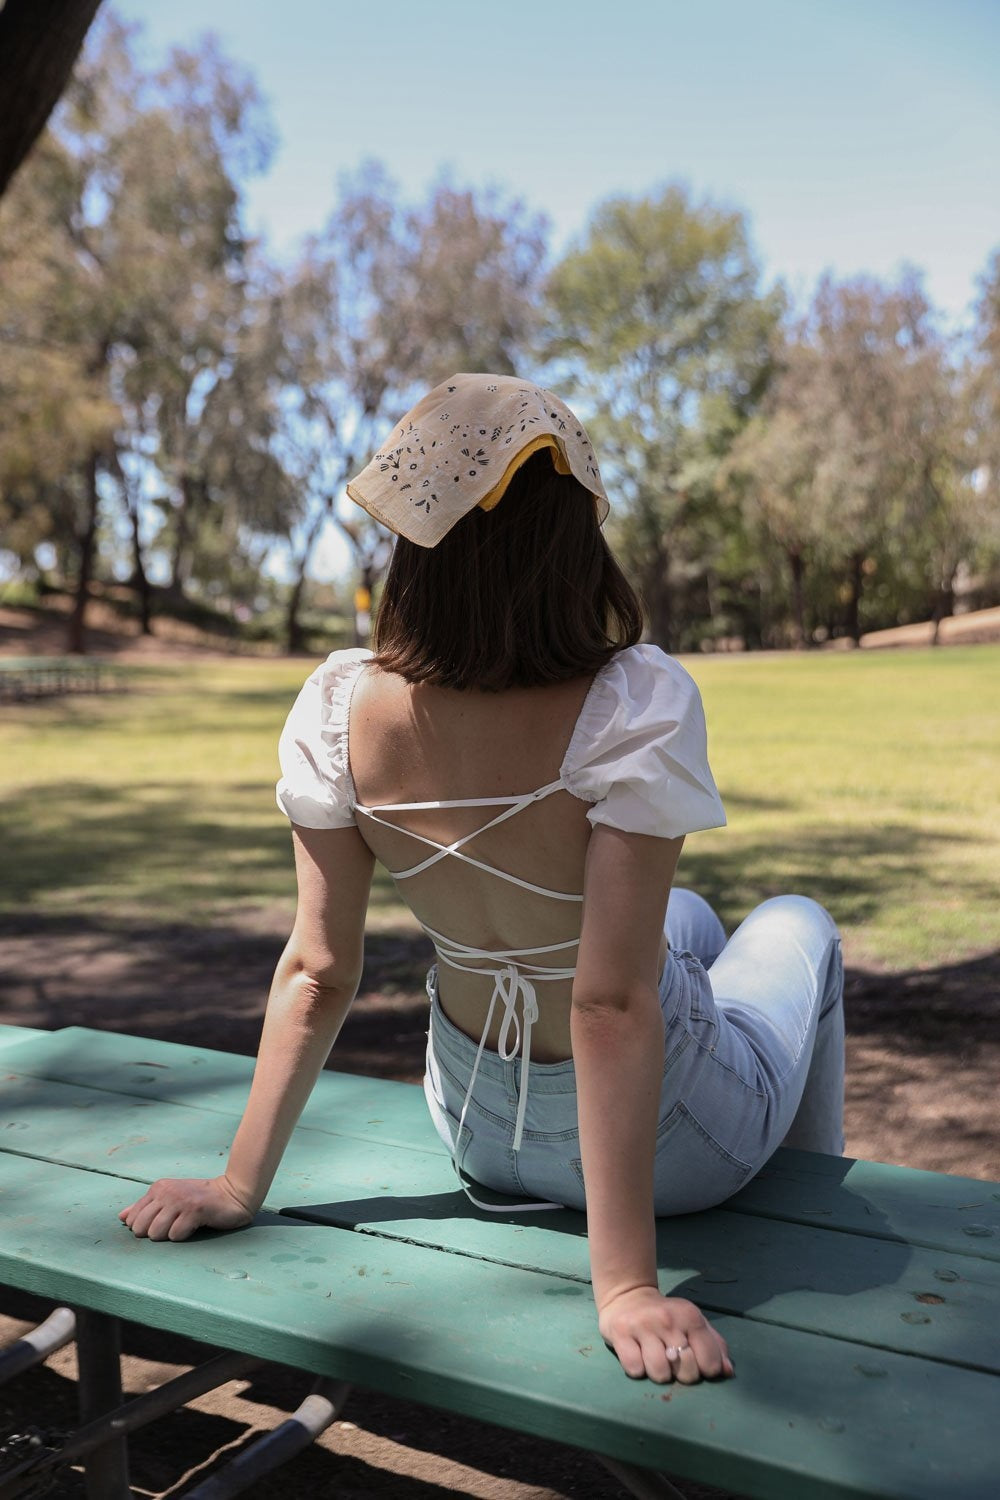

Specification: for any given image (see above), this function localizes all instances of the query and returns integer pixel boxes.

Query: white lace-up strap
[355,780,583,902]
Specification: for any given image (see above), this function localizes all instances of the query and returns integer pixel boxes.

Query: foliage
[271,163,548,651]
[544,184,784,650]
[1,11,999,652]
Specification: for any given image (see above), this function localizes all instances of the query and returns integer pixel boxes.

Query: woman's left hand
[119,1175,255,1242]
[598,1288,734,1383]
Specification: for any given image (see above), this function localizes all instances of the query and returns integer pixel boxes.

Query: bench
[0,657,127,703]
[0,1021,998,1500]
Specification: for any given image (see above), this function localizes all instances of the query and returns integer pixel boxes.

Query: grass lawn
[1,645,997,972]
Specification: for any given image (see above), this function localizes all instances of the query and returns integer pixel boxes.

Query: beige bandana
[346,374,609,547]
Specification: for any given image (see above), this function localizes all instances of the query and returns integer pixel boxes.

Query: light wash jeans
[424,890,845,1215]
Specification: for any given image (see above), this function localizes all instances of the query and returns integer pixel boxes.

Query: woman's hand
[598,1288,734,1383]
[119,1176,255,1242]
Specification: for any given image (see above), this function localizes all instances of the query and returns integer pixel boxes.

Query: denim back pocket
[653,1100,753,1216]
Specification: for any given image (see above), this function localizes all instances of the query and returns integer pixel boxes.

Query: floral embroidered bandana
[346,374,610,547]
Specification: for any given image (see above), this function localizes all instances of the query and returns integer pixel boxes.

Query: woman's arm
[120,824,374,1241]
[572,825,733,1384]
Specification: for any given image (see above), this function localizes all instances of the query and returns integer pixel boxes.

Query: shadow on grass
[2,777,994,929]
[676,820,997,938]
[0,780,406,918]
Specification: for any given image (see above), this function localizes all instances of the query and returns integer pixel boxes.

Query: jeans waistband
[425,966,579,1095]
[426,951,693,1089]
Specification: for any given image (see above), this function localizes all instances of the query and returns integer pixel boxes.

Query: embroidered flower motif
[352,377,605,536]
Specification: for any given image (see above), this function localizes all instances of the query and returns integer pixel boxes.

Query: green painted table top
[2,1025,999,1500]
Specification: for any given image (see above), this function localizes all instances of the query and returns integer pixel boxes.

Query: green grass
[1,647,998,970]
[686,646,1000,968]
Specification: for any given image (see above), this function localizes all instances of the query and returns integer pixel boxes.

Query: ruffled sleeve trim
[560,644,726,839]
[275,648,373,829]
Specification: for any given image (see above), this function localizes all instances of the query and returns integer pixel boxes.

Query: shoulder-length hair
[371,450,644,691]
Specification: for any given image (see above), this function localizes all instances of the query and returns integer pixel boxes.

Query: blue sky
[115,0,1000,332]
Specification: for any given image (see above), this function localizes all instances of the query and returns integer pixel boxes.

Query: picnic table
[0,1021,998,1499]
[0,656,127,703]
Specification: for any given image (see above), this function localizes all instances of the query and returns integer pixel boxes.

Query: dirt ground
[2,604,999,1496]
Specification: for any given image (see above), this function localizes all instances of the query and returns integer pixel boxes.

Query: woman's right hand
[598,1287,734,1383]
[119,1175,255,1242]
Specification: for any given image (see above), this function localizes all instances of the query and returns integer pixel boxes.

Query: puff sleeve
[561,644,726,838]
[275,648,373,829]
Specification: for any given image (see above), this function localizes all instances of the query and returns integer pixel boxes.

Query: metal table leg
[182,1378,351,1499]
[0,1308,76,1386]
[75,1308,131,1500]
[596,1455,690,1500]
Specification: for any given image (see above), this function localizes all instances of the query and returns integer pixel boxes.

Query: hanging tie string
[430,936,577,1156]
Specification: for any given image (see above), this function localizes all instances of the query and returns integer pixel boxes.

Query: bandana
[346,374,609,547]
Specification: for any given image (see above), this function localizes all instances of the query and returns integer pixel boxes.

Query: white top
[274,643,726,1204]
[275,643,727,840]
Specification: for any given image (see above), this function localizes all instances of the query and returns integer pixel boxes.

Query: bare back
[348,664,657,1060]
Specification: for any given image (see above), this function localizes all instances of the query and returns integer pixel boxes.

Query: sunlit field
[2,646,997,972]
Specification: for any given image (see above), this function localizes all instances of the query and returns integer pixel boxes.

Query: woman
[121,375,845,1387]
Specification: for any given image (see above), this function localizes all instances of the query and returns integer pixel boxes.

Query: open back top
[276,644,727,1172]
[356,776,582,1153]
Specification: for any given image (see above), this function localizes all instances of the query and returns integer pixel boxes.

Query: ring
[666,1342,688,1360]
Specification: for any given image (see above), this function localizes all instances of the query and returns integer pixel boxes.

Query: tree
[545,184,783,650]
[796,270,948,643]
[721,339,833,648]
[962,248,1000,610]
[0,14,277,649]
[273,167,548,652]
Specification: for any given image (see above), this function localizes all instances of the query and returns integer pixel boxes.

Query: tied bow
[493,963,539,1152]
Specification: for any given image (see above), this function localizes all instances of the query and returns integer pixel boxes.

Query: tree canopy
[1,13,998,654]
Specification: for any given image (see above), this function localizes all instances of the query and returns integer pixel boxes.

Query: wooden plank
[0,1154,997,1500]
[0,1026,49,1057]
[1,1026,442,1154]
[8,1028,1000,1262]
[3,1073,998,1374]
[729,1150,1000,1260]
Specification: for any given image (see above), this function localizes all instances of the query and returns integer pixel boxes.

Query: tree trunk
[0,0,103,199]
[67,450,100,655]
[112,446,153,635]
[169,473,196,600]
[930,570,956,648]
[129,504,153,636]
[284,504,329,654]
[787,547,806,649]
[640,544,672,653]
[845,551,865,647]
[285,566,309,655]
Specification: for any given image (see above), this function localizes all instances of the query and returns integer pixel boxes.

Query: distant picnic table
[0,656,127,703]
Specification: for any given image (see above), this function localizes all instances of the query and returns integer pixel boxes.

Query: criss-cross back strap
[354,778,583,903]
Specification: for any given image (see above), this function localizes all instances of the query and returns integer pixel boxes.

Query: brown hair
[371,450,644,691]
